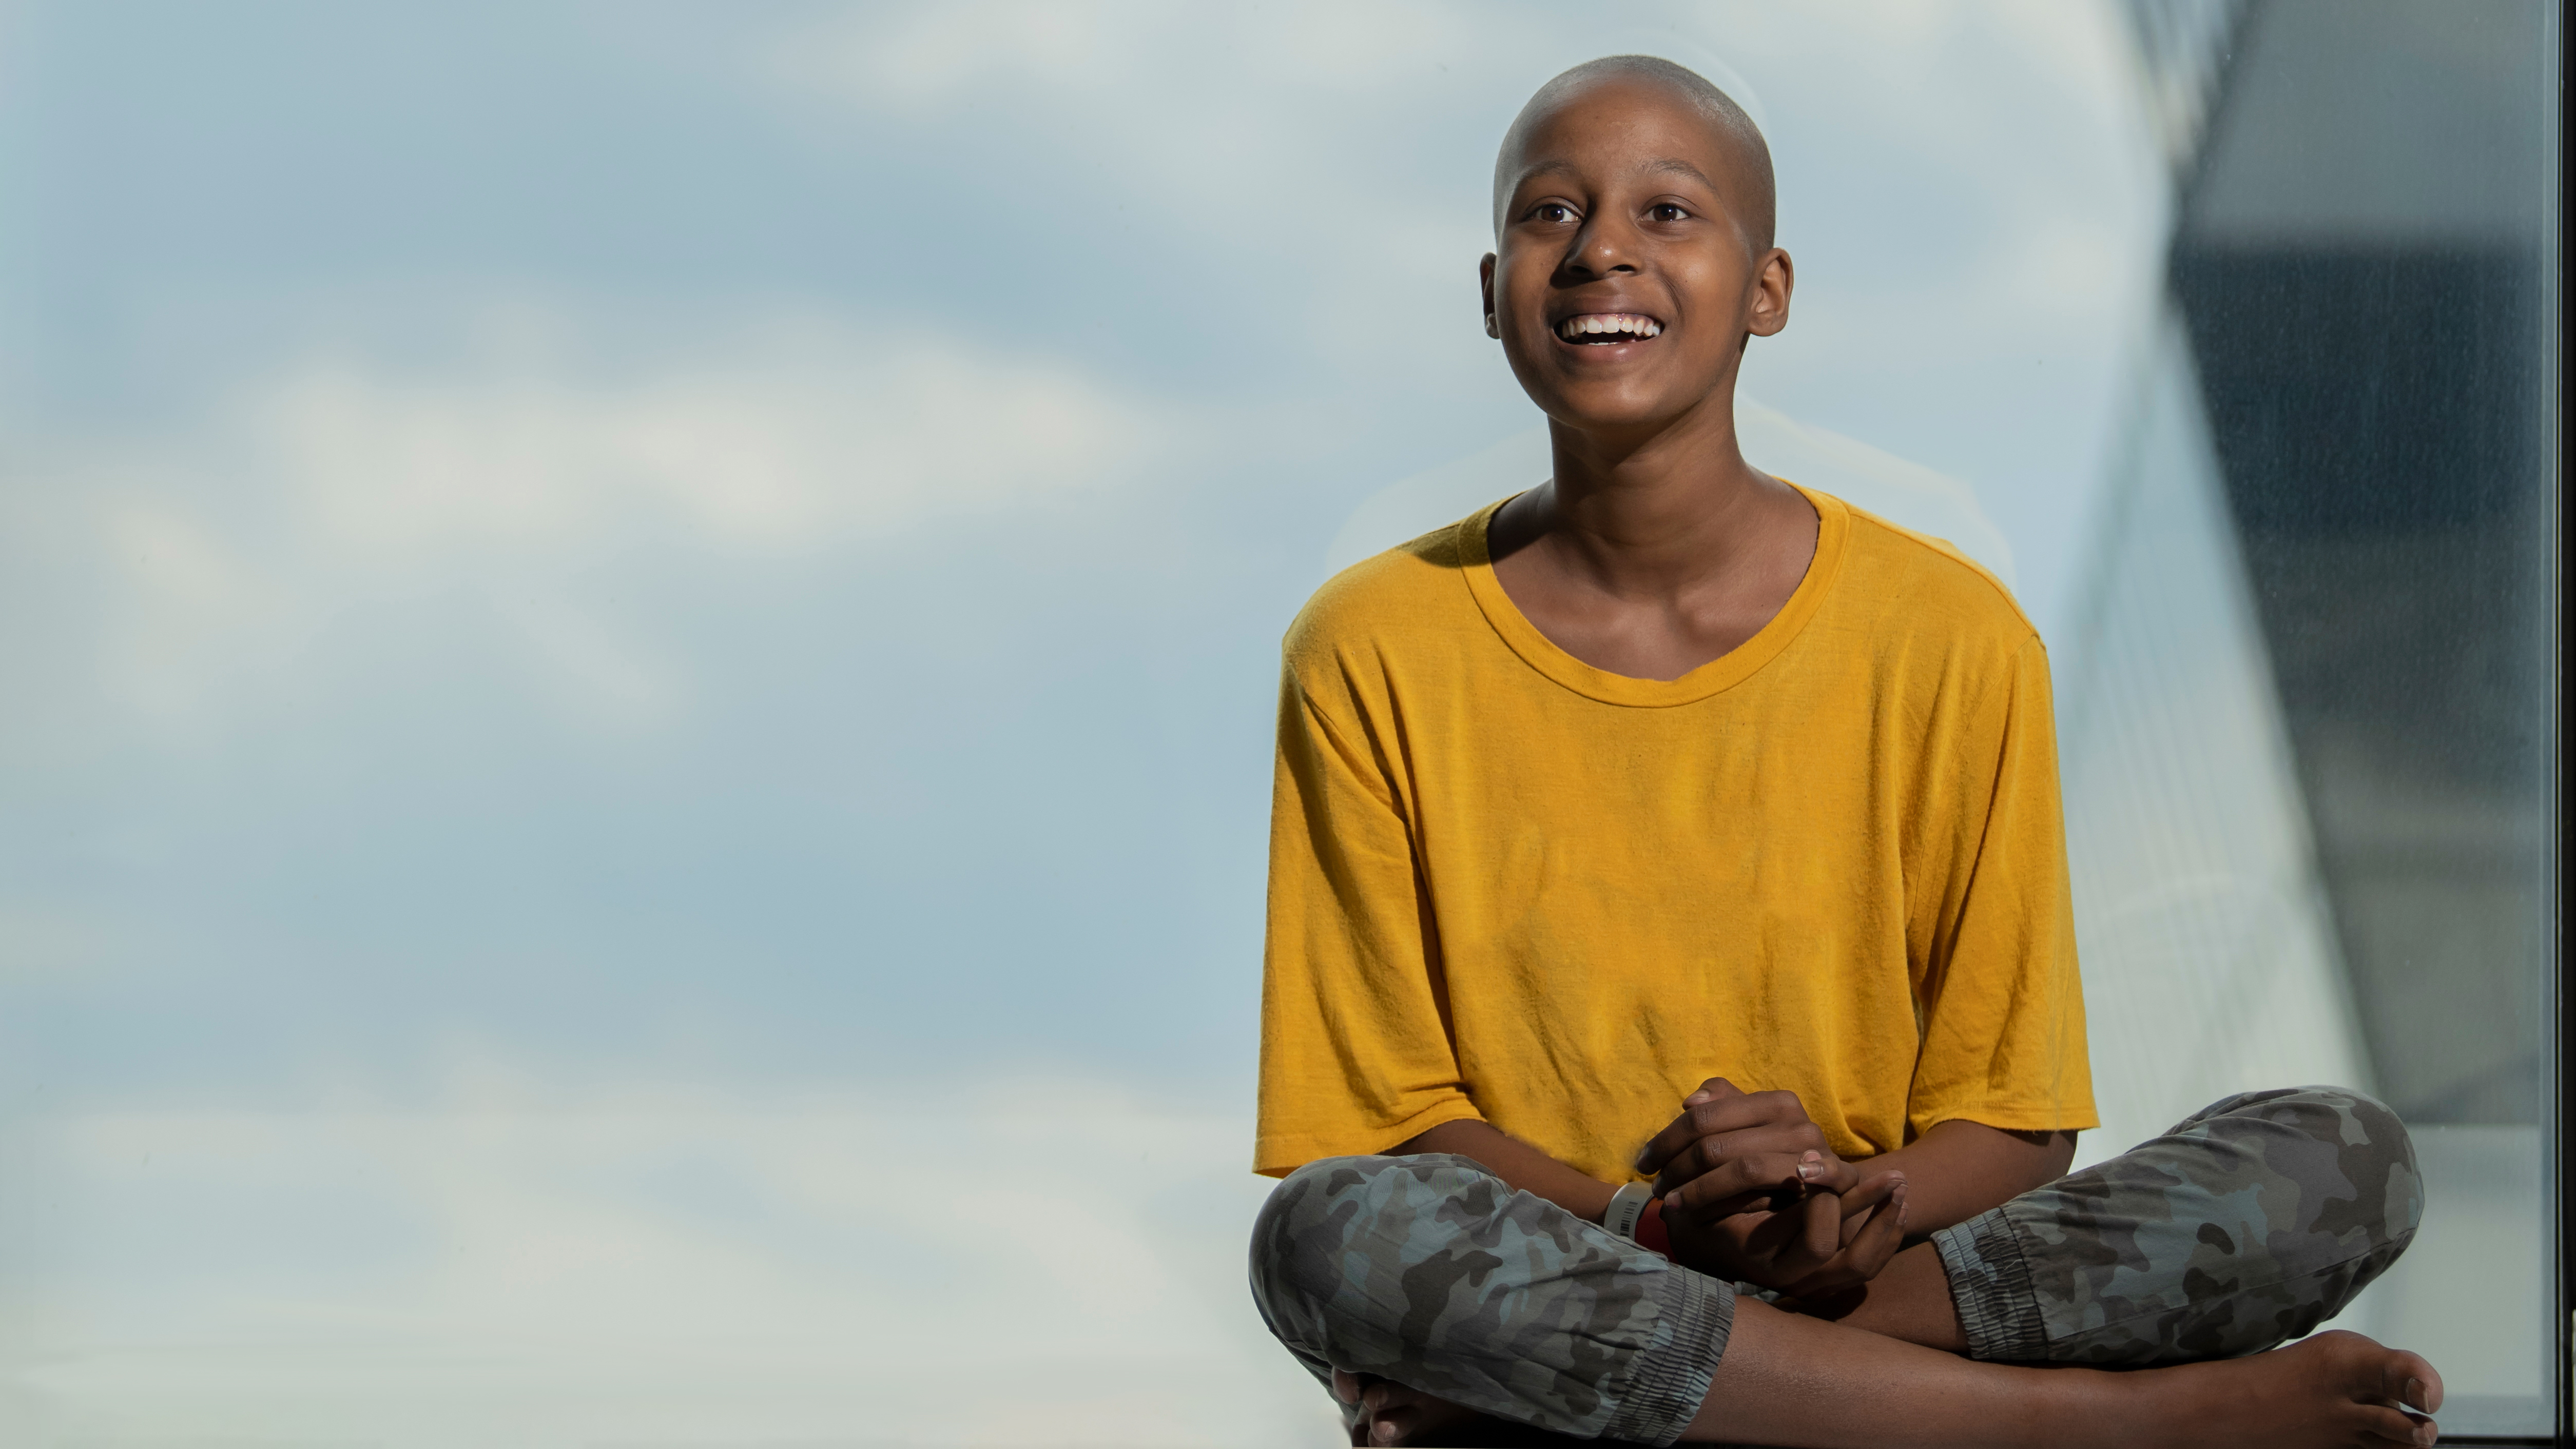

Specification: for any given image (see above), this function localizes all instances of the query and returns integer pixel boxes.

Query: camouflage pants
[1247,1087,2419,1446]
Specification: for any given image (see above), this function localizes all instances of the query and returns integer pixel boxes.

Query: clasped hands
[1630,1077,1908,1300]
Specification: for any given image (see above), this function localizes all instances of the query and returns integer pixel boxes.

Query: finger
[1834,1171,1906,1246]
[1682,1076,1744,1107]
[1731,1207,1797,1256]
[1751,1192,1843,1285]
[1798,1179,1905,1285]
[1638,1083,1824,1176]
[1786,1182,1908,1295]
[1652,1127,1838,1197]
[1332,1369,1368,1405]
[1798,1185,1843,1267]
[1668,1153,1818,1220]
[1837,1178,1908,1273]
[1634,1085,1782,1174]
[1730,1198,1828,1279]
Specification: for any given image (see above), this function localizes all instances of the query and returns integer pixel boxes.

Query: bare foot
[1330,1370,1589,1447]
[1328,1326,2438,1449]
[2138,1330,2444,1449]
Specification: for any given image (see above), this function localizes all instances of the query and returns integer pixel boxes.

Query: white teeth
[1559,313,1661,340]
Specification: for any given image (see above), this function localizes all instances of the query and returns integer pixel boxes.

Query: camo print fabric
[1251,1088,2418,1442]
[1931,1086,2422,1365]
[1248,1152,1732,1446]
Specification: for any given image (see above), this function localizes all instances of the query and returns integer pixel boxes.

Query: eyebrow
[1643,157,1719,190]
[1511,156,1722,193]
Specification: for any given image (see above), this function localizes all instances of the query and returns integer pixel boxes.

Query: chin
[1540,386,1700,438]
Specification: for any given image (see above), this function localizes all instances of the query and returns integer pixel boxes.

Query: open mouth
[1556,312,1663,344]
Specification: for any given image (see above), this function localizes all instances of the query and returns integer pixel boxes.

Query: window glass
[2077,0,2561,1435]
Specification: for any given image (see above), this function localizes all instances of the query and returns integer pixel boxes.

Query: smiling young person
[1248,56,2437,1449]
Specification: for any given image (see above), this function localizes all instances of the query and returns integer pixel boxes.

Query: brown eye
[1649,203,1690,222]
[1531,203,1577,224]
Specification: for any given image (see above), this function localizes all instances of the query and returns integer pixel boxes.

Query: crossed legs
[1250,1088,2433,1447]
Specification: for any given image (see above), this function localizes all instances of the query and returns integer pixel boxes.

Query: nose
[1564,210,1640,279]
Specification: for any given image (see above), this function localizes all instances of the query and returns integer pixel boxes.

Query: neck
[1512,381,1796,599]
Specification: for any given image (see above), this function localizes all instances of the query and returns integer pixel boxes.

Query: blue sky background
[0,4,2167,1440]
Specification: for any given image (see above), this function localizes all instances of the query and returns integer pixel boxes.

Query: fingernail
[1632,1146,1652,1171]
[1896,1183,1909,1229]
[2404,1377,2427,1411]
[1686,1090,1712,1105]
[1797,1160,1820,1182]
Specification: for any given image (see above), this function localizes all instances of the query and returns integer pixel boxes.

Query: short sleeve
[1254,664,1483,1177]
[1906,635,2099,1139]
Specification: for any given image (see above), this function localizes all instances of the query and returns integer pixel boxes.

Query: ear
[1745,248,1794,339]
[1480,252,1500,338]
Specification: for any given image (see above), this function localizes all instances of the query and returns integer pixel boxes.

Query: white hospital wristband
[1602,1181,1653,1239]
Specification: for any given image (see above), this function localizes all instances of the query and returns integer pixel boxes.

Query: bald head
[1493,55,1775,252]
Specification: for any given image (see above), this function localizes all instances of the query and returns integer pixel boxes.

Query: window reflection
[2074,0,2558,1434]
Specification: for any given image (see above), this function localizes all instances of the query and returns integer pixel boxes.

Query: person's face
[1481,80,1790,437]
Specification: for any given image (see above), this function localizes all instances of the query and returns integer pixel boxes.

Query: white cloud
[750,0,1547,296]
[100,497,295,722]
[60,321,1165,733]
[509,596,690,731]
[776,0,1146,104]
[4,1076,1328,1449]
[766,1,1484,108]
[262,338,1156,555]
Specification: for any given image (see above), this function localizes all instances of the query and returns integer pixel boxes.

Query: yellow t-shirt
[1255,486,2095,1182]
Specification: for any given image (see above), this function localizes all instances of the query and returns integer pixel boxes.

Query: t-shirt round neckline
[1457,481,1850,708]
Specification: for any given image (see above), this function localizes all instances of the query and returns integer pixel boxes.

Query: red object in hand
[1634,1197,1671,1258]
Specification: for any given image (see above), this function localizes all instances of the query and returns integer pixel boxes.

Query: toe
[2378,1351,2443,1414]
[2355,1403,2436,1446]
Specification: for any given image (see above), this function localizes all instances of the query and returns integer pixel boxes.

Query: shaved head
[1493,55,1775,252]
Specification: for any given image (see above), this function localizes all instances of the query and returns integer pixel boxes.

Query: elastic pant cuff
[1601,1268,1735,1446]
[1932,1206,2051,1362]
